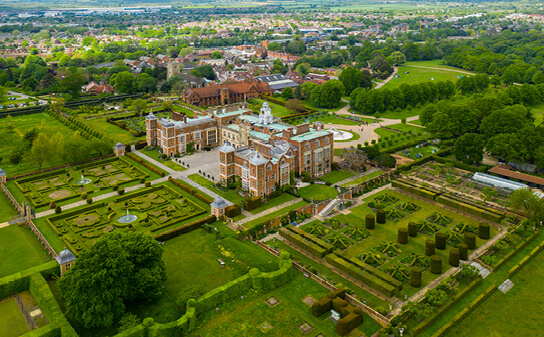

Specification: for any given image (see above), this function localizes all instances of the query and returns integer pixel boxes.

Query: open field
[186,272,383,337]
[382,63,474,90]
[0,224,50,279]
[0,297,30,337]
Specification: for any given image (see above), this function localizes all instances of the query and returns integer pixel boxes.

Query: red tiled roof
[488,165,544,186]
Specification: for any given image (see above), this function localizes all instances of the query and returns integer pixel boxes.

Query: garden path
[132,150,176,174]
[335,168,381,186]
[232,197,304,229]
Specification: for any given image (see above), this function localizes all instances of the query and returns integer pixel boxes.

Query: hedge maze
[280,189,495,298]
[45,185,207,254]
[15,157,149,208]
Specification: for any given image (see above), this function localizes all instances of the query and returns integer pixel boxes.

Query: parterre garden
[12,157,158,210]
[283,189,495,299]
[44,183,207,254]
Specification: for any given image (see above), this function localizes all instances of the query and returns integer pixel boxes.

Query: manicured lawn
[443,240,544,337]
[0,298,30,337]
[333,129,361,142]
[398,145,439,160]
[243,201,308,229]
[251,99,292,117]
[387,123,426,134]
[341,170,383,187]
[318,170,356,184]
[249,194,297,215]
[186,272,382,337]
[142,148,187,172]
[0,191,19,223]
[172,104,195,117]
[297,184,338,201]
[410,119,423,125]
[0,113,80,176]
[0,225,50,279]
[188,173,215,188]
[308,114,361,125]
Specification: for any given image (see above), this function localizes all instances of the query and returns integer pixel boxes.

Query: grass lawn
[0,225,50,279]
[172,104,195,117]
[186,272,382,337]
[297,184,338,201]
[0,298,30,337]
[443,240,544,337]
[301,114,360,125]
[318,170,356,184]
[249,194,297,215]
[0,113,80,176]
[398,145,439,160]
[387,123,426,134]
[0,191,19,223]
[382,63,472,90]
[341,170,383,187]
[333,129,361,143]
[410,119,423,125]
[142,148,187,172]
[243,201,308,229]
[188,173,215,188]
[251,99,292,117]
[83,117,144,144]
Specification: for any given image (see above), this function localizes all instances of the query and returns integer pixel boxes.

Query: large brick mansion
[145,102,333,197]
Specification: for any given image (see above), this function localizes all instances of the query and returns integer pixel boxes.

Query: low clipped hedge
[508,240,544,277]
[280,225,334,258]
[168,177,214,204]
[0,261,58,300]
[411,278,483,336]
[435,195,503,223]
[392,179,438,200]
[243,196,262,211]
[153,215,216,241]
[126,152,166,177]
[225,204,241,218]
[494,231,538,271]
[432,285,497,337]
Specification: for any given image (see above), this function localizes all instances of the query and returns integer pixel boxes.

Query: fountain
[118,209,138,223]
[329,127,354,141]
[74,175,92,185]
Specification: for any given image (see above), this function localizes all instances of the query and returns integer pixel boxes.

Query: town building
[182,81,272,106]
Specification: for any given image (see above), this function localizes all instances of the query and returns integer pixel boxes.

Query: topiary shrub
[86,198,93,205]
[139,178,145,184]
[459,243,468,260]
[435,232,447,250]
[425,240,435,256]
[81,192,88,200]
[430,255,442,274]
[113,184,119,191]
[49,201,56,209]
[449,248,460,267]
[398,228,408,244]
[118,188,125,196]
[410,267,422,287]
[408,222,417,237]
[55,206,62,214]
[365,214,375,229]
[478,222,490,240]
[376,209,386,224]
[145,181,151,187]
[464,232,476,249]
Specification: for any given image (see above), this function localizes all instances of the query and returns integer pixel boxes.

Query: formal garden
[279,189,496,299]
[296,184,339,201]
[9,156,164,211]
[402,161,511,208]
[37,182,209,254]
